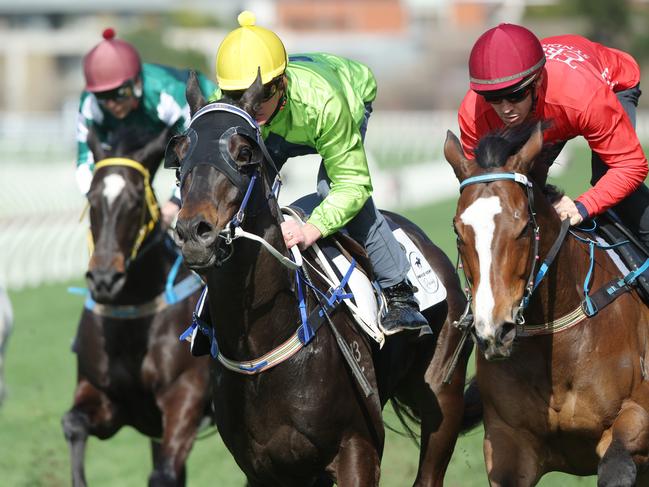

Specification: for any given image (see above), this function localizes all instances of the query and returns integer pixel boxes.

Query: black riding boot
[380,280,430,335]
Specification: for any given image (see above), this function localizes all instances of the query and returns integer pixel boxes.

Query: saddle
[594,211,649,303]
[282,202,447,346]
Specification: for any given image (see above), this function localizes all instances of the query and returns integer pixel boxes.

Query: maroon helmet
[83,28,141,93]
[469,23,545,93]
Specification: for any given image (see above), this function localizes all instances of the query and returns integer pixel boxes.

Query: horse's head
[85,125,171,302]
[166,70,279,271]
[444,123,544,360]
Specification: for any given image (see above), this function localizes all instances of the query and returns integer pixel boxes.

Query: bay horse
[61,125,210,486]
[167,72,476,486]
[444,122,649,486]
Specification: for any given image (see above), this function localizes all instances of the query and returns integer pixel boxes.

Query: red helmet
[469,23,545,93]
[83,28,141,92]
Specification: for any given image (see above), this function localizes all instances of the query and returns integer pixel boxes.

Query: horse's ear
[87,126,106,162]
[237,68,264,116]
[134,127,174,175]
[186,70,206,117]
[444,130,474,182]
[509,122,543,174]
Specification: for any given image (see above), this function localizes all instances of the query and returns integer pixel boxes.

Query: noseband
[457,172,569,325]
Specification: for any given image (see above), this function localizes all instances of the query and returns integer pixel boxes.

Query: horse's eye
[236,146,253,164]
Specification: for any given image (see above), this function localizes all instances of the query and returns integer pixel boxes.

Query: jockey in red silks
[458,23,649,248]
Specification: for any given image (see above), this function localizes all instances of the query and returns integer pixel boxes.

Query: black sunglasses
[94,83,135,103]
[483,85,533,105]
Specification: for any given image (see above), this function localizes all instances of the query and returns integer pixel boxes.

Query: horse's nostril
[196,221,215,243]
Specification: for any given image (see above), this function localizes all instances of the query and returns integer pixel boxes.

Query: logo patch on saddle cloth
[393,228,447,307]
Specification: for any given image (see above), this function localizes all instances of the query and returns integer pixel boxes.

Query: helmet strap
[264,78,287,126]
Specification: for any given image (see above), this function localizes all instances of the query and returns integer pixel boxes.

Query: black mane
[473,121,543,169]
[106,125,160,157]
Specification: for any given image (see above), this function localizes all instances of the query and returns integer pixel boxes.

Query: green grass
[0,146,604,485]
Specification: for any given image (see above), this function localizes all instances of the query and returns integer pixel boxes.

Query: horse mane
[105,125,161,158]
[473,121,540,169]
[542,183,565,205]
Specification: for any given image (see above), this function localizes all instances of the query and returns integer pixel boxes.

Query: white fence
[1,110,646,290]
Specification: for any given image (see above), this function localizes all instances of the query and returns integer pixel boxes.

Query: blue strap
[582,241,597,316]
[325,259,356,308]
[459,172,530,191]
[165,253,183,304]
[296,269,314,345]
[67,287,88,296]
[624,258,649,285]
[179,286,219,358]
[230,173,258,228]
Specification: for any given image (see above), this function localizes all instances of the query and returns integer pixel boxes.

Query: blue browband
[459,172,532,191]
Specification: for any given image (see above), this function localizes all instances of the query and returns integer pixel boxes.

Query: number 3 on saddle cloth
[183,205,448,358]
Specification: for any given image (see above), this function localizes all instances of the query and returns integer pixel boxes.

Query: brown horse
[166,72,476,486]
[445,122,649,486]
[61,126,211,486]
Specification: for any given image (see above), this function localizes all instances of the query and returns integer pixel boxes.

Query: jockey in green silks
[76,28,217,227]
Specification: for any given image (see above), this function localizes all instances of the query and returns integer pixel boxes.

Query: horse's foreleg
[597,400,649,487]
[149,372,207,487]
[414,384,465,486]
[483,420,543,487]
[332,435,381,487]
[62,378,121,487]
[412,323,470,486]
[61,408,89,487]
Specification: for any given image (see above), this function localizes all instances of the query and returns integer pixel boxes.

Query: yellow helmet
[216,11,288,91]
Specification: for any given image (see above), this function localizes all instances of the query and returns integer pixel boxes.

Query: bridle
[456,172,569,325]
[86,157,162,268]
[172,102,300,269]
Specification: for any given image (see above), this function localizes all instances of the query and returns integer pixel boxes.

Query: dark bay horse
[445,122,649,486]
[61,126,211,486]
[166,72,475,486]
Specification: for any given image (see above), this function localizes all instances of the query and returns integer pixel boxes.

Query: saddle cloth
[282,206,447,346]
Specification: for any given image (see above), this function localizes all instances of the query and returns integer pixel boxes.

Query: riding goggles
[482,84,533,105]
[94,81,136,103]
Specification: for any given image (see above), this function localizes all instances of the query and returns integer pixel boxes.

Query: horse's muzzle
[175,215,220,269]
[86,268,126,303]
[475,321,516,361]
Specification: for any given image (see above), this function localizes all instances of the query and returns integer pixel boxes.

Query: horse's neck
[205,216,299,359]
[117,233,176,304]
[528,207,592,316]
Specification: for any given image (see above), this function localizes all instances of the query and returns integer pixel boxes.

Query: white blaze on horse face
[460,196,502,337]
[102,174,126,208]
